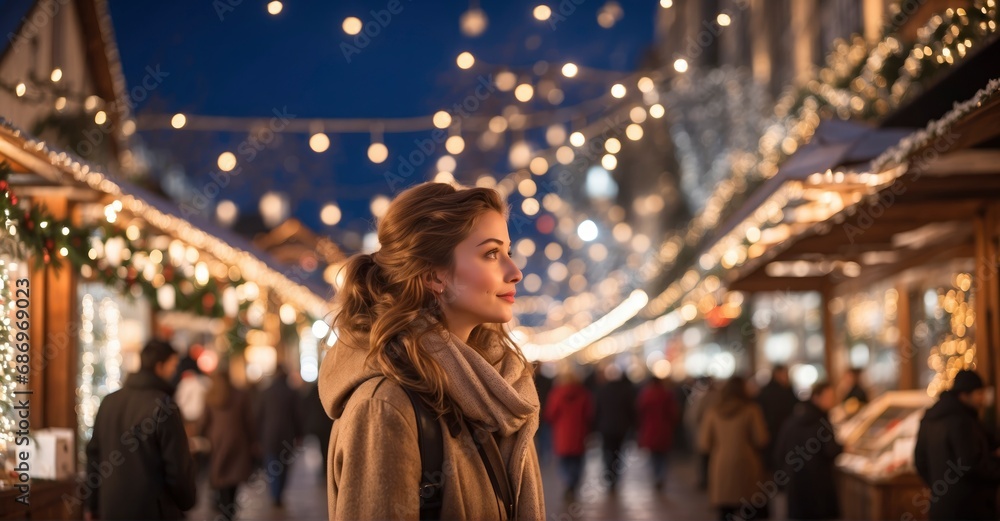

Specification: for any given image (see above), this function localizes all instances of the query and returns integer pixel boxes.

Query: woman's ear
[422,270,443,294]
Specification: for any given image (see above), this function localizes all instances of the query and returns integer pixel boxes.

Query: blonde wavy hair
[332,182,529,415]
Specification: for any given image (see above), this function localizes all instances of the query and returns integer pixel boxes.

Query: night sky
[107,1,658,243]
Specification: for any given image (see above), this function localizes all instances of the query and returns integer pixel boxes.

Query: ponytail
[332,252,384,335]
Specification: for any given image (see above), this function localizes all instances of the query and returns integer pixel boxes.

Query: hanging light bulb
[309,133,330,153]
[260,192,290,228]
[368,127,388,164]
[217,151,237,172]
[368,142,388,163]
[445,135,465,155]
[433,111,452,129]
[321,204,342,226]
[216,200,239,227]
[456,51,476,70]
[460,2,488,37]
[597,1,623,28]
[515,83,534,102]
[509,141,532,168]
[626,124,644,141]
[343,17,362,35]
[637,77,655,93]
[495,71,517,91]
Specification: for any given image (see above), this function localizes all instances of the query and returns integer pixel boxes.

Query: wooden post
[974,212,995,387]
[30,196,79,432]
[976,204,1000,429]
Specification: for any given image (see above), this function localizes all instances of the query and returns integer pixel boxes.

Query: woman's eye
[486,249,499,259]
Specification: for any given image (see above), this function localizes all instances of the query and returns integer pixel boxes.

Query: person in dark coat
[85,339,196,521]
[637,376,679,491]
[300,381,333,478]
[775,381,842,521]
[545,371,594,500]
[201,369,257,521]
[756,364,799,472]
[258,364,303,507]
[914,370,1000,521]
[534,362,555,465]
[594,364,635,492]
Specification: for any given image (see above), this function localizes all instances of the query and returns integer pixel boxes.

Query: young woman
[318,182,544,520]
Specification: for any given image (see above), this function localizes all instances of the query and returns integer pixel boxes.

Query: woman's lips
[498,293,515,303]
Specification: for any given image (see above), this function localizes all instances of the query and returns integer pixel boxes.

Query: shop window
[831,279,899,397]
[752,291,824,396]
[76,282,150,462]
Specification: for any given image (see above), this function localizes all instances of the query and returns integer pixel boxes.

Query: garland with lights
[1,163,91,269]
[1,161,250,318]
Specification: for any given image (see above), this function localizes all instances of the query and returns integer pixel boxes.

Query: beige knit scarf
[419,327,545,520]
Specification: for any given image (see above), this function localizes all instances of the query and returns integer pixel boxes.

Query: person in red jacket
[545,370,594,500]
[637,376,679,491]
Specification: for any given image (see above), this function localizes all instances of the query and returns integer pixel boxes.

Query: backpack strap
[466,420,516,520]
[402,385,445,520]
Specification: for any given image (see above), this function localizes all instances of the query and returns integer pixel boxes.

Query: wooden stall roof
[707,120,915,249]
[728,88,1000,293]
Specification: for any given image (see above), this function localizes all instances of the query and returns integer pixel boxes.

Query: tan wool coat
[698,400,769,507]
[319,327,545,520]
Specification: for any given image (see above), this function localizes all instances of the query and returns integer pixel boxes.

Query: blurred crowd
[158,342,333,520]
[535,362,865,520]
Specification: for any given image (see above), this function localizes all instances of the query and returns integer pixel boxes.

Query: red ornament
[9,194,17,205]
[43,252,50,264]
[203,293,216,310]
[25,219,33,231]
[0,180,8,191]
[45,239,55,251]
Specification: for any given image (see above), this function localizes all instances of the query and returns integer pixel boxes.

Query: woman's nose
[506,258,522,283]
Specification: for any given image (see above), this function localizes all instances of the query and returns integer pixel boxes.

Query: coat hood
[318,331,380,420]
